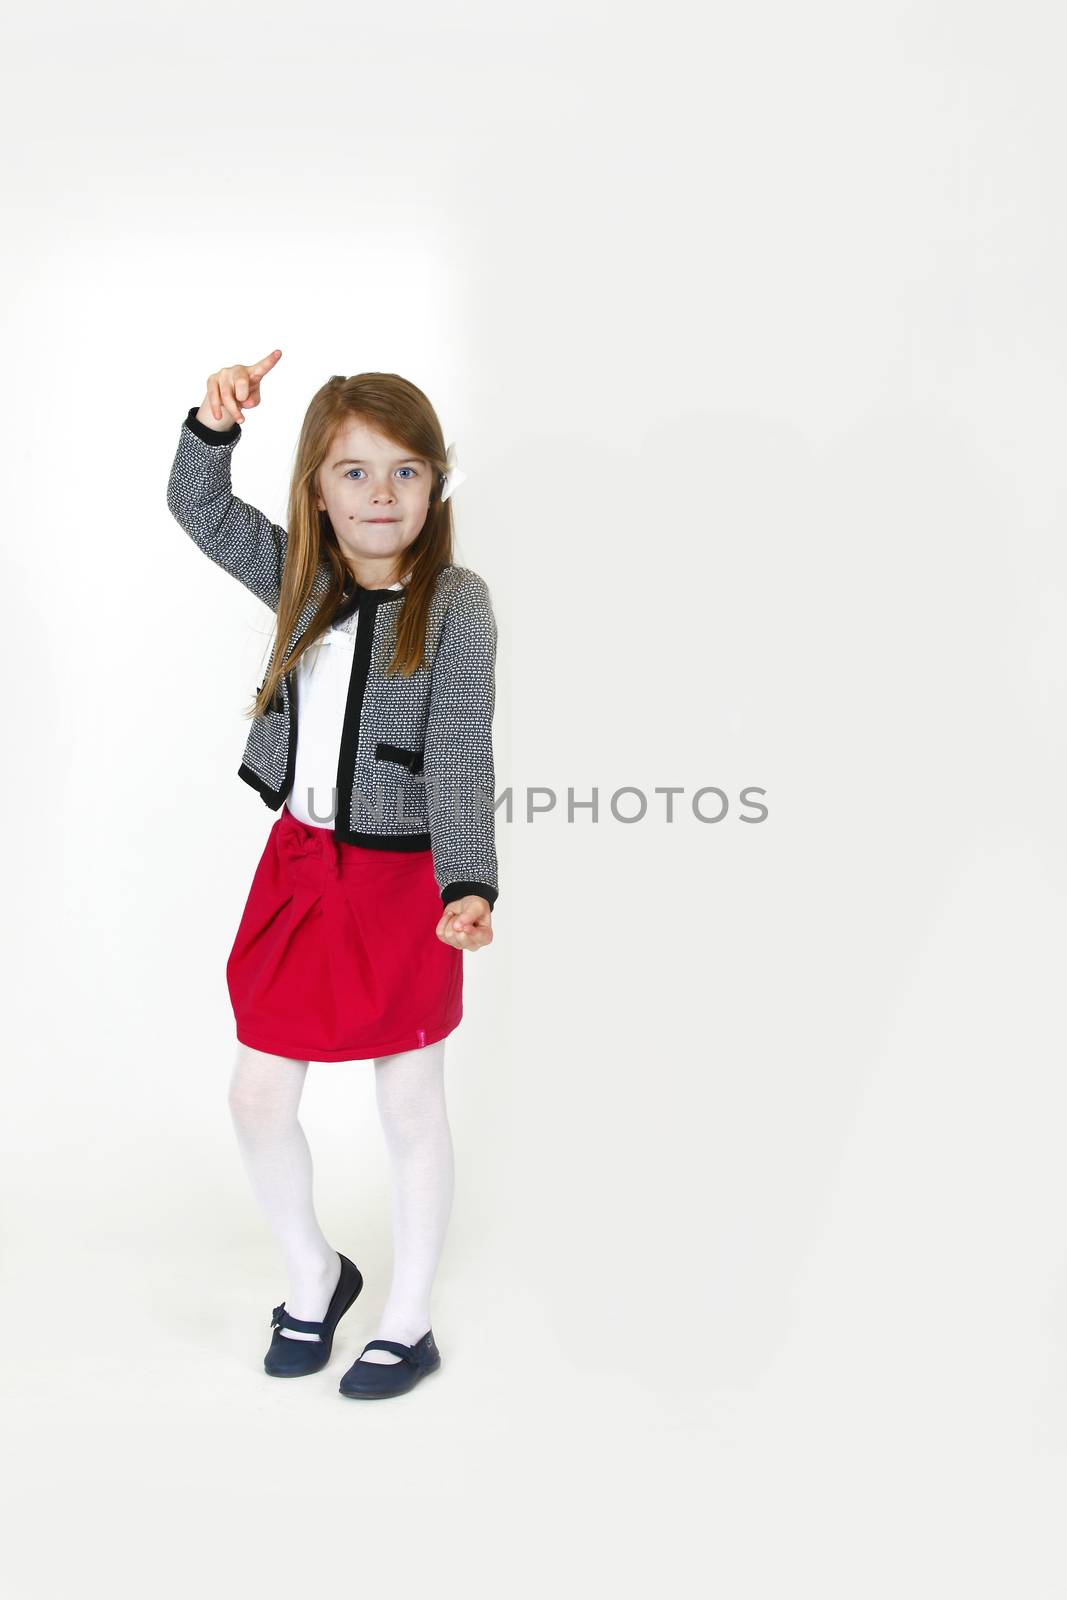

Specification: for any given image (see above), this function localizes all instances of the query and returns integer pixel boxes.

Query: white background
[3,1,1066,1593]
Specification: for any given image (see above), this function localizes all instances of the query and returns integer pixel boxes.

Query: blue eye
[344,467,418,481]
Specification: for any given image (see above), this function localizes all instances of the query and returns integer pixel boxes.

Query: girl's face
[315,416,433,581]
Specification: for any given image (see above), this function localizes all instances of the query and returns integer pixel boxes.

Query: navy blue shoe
[338,1330,441,1399]
[263,1253,364,1378]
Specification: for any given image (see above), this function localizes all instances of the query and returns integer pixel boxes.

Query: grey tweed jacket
[165,407,499,909]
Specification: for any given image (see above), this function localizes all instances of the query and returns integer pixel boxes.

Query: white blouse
[285,580,405,827]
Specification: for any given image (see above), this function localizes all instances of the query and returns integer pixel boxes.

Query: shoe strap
[360,1337,426,1367]
[271,1302,325,1338]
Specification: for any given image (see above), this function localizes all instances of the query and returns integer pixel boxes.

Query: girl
[165,350,499,1399]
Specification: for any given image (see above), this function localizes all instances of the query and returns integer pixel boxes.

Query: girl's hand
[201,350,283,427]
[436,896,493,951]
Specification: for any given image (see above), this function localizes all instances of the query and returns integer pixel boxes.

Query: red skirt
[226,803,463,1061]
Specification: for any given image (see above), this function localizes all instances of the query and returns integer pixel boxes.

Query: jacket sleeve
[165,407,287,612]
[422,571,500,909]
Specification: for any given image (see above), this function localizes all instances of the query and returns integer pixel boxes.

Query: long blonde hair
[247,371,456,720]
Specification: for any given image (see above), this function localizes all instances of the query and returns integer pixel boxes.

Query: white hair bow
[440,441,467,502]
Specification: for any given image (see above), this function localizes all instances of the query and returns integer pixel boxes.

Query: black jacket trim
[334,828,432,851]
[335,590,376,835]
[184,405,241,446]
[238,761,286,809]
[441,881,498,910]
[375,741,425,776]
[282,664,299,800]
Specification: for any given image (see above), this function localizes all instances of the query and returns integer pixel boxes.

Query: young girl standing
[165,351,499,1400]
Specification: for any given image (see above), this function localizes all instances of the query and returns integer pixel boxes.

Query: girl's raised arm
[165,353,288,612]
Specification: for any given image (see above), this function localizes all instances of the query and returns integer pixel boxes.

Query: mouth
[366,517,398,523]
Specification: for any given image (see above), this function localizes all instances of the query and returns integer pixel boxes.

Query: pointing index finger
[250,349,283,378]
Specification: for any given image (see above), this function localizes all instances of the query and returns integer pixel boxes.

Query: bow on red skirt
[277,818,342,879]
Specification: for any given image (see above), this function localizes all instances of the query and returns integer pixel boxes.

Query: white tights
[227,1039,455,1365]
